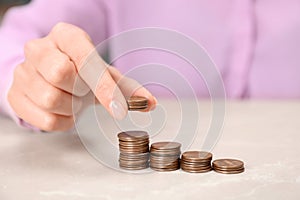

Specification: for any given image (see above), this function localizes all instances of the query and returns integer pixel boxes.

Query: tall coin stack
[118,131,150,170]
[150,142,181,172]
[181,151,213,173]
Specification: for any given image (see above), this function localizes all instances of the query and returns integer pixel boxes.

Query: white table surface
[0,100,300,200]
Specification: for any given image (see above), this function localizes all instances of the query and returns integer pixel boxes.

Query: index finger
[47,23,127,119]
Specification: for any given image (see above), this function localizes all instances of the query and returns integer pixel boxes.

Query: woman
[0,0,299,131]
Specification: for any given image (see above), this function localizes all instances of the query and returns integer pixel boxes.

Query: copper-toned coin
[120,158,149,163]
[119,159,149,165]
[119,138,149,143]
[118,131,149,141]
[127,96,148,111]
[119,158,148,163]
[120,152,149,158]
[150,148,181,153]
[128,102,148,106]
[118,131,150,170]
[127,98,148,103]
[151,142,181,150]
[128,105,148,108]
[181,159,211,164]
[127,96,148,104]
[120,164,149,170]
[119,148,149,152]
[150,162,180,168]
[149,142,181,172]
[181,151,212,162]
[150,151,181,157]
[150,149,181,153]
[150,166,180,172]
[181,167,212,173]
[119,144,149,149]
[150,159,179,166]
[180,161,211,168]
[213,166,244,172]
[119,141,149,147]
[150,166,180,171]
[119,148,149,153]
[150,155,179,162]
[180,151,213,173]
[181,164,212,170]
[119,149,149,154]
[212,159,244,170]
[150,163,179,168]
[128,107,148,111]
[213,168,245,174]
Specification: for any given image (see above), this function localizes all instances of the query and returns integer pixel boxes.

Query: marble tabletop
[0,100,299,200]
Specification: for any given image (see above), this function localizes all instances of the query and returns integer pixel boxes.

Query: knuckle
[42,88,61,110]
[80,30,92,42]
[13,64,24,79]
[43,114,59,131]
[51,22,68,35]
[12,63,28,85]
[52,22,90,41]
[24,39,40,57]
[48,57,70,84]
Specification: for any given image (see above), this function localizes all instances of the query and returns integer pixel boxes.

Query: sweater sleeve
[0,0,107,128]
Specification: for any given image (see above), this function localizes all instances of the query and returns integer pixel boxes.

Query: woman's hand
[8,23,156,131]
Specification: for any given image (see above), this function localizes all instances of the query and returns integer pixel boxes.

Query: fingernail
[110,100,127,120]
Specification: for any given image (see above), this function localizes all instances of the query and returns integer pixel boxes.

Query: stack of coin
[118,131,150,170]
[150,142,181,172]
[180,151,213,173]
[126,96,148,111]
[212,159,245,174]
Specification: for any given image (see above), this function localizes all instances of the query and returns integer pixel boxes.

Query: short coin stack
[127,96,148,111]
[212,159,245,174]
[150,142,181,172]
[118,131,150,170]
[181,151,213,173]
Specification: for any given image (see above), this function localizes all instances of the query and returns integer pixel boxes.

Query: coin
[119,164,149,170]
[127,96,148,104]
[120,152,149,158]
[118,131,150,170]
[151,142,181,150]
[212,158,245,174]
[180,161,211,167]
[128,104,148,108]
[150,142,181,172]
[119,159,149,165]
[150,155,179,161]
[212,159,244,170]
[213,168,245,174]
[127,96,148,111]
[181,151,213,173]
[150,166,180,172]
[182,151,212,162]
[118,131,149,141]
[181,167,212,173]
